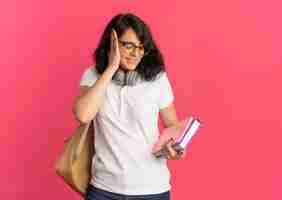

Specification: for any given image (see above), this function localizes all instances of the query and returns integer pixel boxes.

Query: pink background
[1,0,281,199]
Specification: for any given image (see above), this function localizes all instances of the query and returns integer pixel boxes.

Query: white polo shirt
[79,65,174,195]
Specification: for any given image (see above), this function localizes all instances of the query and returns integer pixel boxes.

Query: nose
[130,48,139,57]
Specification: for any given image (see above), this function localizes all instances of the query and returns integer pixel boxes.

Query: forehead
[119,28,142,44]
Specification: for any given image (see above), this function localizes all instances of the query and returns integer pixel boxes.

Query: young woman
[73,12,186,200]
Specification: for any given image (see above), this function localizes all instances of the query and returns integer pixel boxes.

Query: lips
[126,58,137,64]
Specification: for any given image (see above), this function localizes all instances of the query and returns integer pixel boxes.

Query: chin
[120,63,138,71]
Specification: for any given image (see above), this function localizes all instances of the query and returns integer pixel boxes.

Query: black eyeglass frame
[118,40,150,56]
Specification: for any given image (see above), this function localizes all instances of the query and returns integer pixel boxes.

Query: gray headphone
[112,68,144,86]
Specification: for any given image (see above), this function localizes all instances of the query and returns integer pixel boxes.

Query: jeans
[84,184,170,200]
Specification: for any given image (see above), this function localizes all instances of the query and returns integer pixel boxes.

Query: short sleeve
[157,72,175,109]
[79,66,99,86]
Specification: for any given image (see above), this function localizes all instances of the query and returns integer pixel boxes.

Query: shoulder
[153,71,170,86]
[79,64,100,86]
[83,65,99,77]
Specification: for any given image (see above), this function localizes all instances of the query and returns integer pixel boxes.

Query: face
[118,28,145,71]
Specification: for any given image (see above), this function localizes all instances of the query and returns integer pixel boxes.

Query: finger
[177,150,186,159]
[113,30,119,51]
[165,151,172,160]
[169,142,185,160]
[171,151,183,160]
[172,143,183,152]
[174,153,181,160]
[108,31,113,55]
[165,140,177,158]
[111,31,116,50]
[164,138,175,146]
[113,29,117,39]
[154,139,170,154]
[161,146,170,160]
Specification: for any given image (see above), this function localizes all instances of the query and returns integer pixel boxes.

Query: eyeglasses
[118,40,148,55]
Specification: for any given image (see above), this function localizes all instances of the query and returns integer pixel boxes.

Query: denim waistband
[85,184,170,200]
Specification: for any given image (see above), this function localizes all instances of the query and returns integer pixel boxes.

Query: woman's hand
[107,29,121,71]
[162,138,187,160]
[152,137,187,160]
[152,123,187,160]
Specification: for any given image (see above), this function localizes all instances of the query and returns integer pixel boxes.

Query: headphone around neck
[112,68,143,86]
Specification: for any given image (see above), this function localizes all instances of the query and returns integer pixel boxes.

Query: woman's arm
[155,103,186,159]
[159,103,182,129]
[73,29,120,124]
[73,66,117,124]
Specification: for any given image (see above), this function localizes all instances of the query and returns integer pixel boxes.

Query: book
[153,116,201,158]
